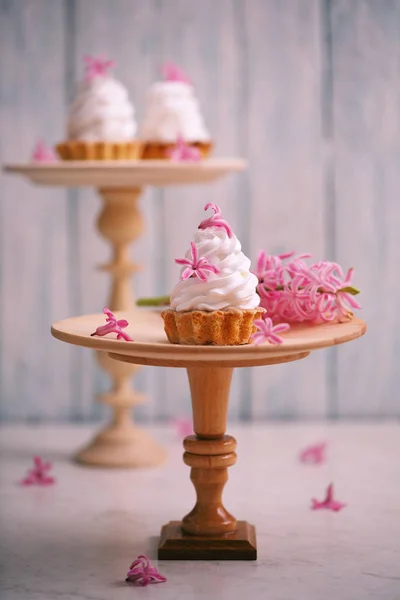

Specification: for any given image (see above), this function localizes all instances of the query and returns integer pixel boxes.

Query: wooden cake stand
[5,159,245,468]
[51,311,366,560]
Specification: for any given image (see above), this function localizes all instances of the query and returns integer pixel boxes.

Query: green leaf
[338,286,360,295]
[136,295,171,307]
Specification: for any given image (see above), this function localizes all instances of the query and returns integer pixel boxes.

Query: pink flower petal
[311,484,346,512]
[299,442,327,465]
[19,457,56,486]
[91,308,134,341]
[198,204,233,238]
[126,555,166,586]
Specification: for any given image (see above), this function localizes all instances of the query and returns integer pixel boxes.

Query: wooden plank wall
[0,0,398,422]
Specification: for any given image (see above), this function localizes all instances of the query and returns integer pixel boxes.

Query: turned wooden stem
[97,187,143,310]
[182,367,237,537]
[73,186,167,468]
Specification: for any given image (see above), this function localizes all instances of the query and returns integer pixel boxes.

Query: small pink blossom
[198,203,234,238]
[299,442,327,465]
[126,555,167,586]
[173,417,193,438]
[161,62,190,84]
[254,251,361,324]
[91,307,133,341]
[31,140,57,163]
[251,316,290,345]
[311,484,346,512]
[167,134,202,162]
[20,456,55,486]
[84,55,115,81]
[175,241,219,282]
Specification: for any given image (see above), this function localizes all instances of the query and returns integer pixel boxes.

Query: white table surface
[0,423,399,600]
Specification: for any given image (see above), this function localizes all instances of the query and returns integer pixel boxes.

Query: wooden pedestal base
[74,423,166,468]
[158,521,257,560]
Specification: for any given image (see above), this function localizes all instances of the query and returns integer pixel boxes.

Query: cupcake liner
[55,140,142,161]
[141,141,213,160]
[161,308,265,346]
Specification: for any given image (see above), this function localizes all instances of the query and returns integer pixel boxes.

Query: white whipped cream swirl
[139,81,210,142]
[170,227,260,311]
[67,76,137,141]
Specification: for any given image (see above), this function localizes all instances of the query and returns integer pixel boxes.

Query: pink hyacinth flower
[254,250,361,324]
[84,55,115,81]
[90,307,134,341]
[198,203,234,238]
[311,483,346,512]
[20,456,56,486]
[299,442,327,465]
[31,140,57,163]
[126,555,167,586]
[175,241,220,282]
[251,316,290,345]
[167,134,202,162]
[161,61,191,84]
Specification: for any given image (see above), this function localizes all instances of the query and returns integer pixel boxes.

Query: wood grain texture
[0,0,73,420]
[1,0,397,421]
[330,0,400,417]
[246,0,328,419]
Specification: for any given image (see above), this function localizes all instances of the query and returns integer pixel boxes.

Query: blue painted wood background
[0,0,398,422]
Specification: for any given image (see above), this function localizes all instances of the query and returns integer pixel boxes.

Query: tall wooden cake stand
[51,310,366,560]
[5,159,245,468]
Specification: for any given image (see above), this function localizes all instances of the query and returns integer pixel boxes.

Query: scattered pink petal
[251,316,290,345]
[161,62,191,84]
[172,417,193,438]
[83,55,115,81]
[299,442,327,465]
[31,140,57,163]
[253,251,361,324]
[126,555,167,586]
[19,456,56,486]
[175,241,219,282]
[311,484,346,512]
[167,134,202,162]
[91,307,134,341]
[198,203,233,238]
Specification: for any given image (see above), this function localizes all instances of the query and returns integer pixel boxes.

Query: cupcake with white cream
[56,56,141,160]
[162,204,264,345]
[139,63,212,160]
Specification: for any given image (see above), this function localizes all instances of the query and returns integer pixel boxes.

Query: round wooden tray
[51,310,366,368]
[4,158,246,187]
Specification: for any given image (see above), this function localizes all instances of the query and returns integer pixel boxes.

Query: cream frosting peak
[139,81,210,143]
[170,226,260,312]
[67,75,137,141]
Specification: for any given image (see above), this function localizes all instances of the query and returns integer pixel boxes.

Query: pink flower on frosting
[20,456,55,486]
[90,307,133,341]
[299,442,327,465]
[126,555,167,586]
[31,140,57,163]
[251,315,290,345]
[84,55,115,81]
[161,61,190,84]
[175,242,219,282]
[167,134,202,162]
[198,203,233,238]
[311,484,346,512]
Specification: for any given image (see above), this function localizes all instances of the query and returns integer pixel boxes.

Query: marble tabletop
[0,423,399,600]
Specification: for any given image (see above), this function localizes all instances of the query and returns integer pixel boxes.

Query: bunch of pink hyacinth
[254,251,361,324]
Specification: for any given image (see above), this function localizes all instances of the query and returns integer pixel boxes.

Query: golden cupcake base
[161,308,265,346]
[55,140,142,161]
[141,141,213,160]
